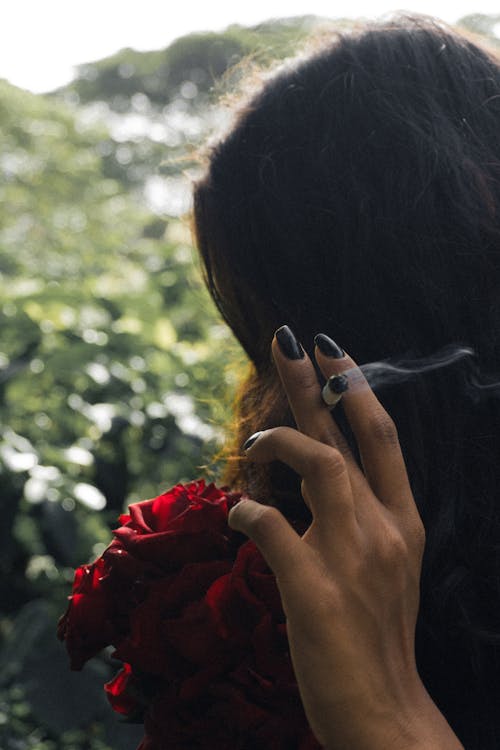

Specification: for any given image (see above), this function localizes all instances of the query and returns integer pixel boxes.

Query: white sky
[2,0,499,93]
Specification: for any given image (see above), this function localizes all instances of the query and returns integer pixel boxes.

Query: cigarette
[321,373,349,407]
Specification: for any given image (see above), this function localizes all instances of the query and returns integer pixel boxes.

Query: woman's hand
[228,327,464,750]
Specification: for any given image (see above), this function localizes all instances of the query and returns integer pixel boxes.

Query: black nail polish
[314,334,345,358]
[275,325,305,360]
[242,431,263,451]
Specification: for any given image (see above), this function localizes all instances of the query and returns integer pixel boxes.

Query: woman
[193,14,500,750]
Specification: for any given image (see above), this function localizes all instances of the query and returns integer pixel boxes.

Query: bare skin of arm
[228,331,464,750]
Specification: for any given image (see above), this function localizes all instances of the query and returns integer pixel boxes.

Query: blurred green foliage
[55,16,326,112]
[1,12,498,750]
[0,37,246,749]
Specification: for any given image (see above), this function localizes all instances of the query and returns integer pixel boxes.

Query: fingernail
[242,431,263,451]
[275,325,305,360]
[314,334,345,358]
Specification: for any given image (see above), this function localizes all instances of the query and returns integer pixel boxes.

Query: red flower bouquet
[58,480,320,749]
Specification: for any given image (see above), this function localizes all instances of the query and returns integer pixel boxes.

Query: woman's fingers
[228,499,310,589]
[272,327,361,473]
[314,336,414,515]
[241,426,358,534]
[263,327,418,524]
[228,498,342,622]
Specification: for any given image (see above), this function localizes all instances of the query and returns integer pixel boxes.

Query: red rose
[105,663,141,716]
[113,559,232,675]
[140,675,317,750]
[58,480,320,749]
[113,480,237,566]
[57,556,116,670]
[58,481,241,671]
[135,540,319,748]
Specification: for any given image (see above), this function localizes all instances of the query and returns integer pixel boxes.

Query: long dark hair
[193,15,500,748]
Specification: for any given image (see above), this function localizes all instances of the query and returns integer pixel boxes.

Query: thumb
[228,499,310,585]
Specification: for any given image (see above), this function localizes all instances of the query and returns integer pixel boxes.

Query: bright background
[1,5,499,750]
[2,0,500,92]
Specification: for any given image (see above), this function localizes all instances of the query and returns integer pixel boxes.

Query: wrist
[322,678,464,750]
[393,683,464,750]
[377,685,464,750]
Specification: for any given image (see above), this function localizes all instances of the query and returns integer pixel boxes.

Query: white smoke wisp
[342,345,477,393]
[360,345,475,390]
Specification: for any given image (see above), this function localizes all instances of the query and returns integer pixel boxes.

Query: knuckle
[400,508,426,555]
[365,411,399,447]
[310,446,348,482]
[317,446,346,472]
[376,525,410,566]
[410,516,426,555]
[246,503,283,539]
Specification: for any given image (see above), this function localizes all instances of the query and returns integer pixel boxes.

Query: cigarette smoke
[358,345,476,391]
[338,343,500,410]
